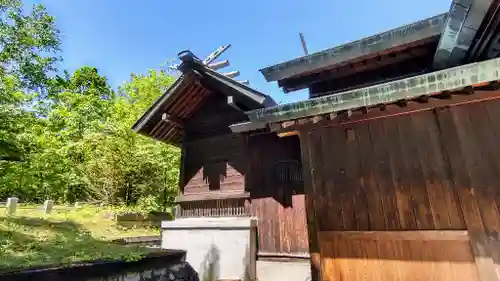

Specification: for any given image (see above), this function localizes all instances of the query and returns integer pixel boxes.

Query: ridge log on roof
[259,13,447,88]
[132,50,275,146]
[245,57,500,125]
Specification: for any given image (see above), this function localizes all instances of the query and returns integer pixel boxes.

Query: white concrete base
[257,260,311,281]
[161,217,257,281]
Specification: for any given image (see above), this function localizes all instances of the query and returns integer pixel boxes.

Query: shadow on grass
[0,216,151,273]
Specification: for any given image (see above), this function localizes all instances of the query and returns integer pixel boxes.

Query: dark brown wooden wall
[184,93,248,141]
[299,97,500,281]
[181,93,248,194]
[182,134,246,194]
[179,92,310,256]
[246,134,309,254]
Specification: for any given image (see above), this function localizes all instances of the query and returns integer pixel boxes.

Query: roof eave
[248,57,500,125]
[132,75,186,134]
[196,64,277,108]
[433,0,492,69]
[259,13,448,83]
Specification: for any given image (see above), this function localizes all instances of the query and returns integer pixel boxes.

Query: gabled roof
[260,13,447,86]
[132,51,276,145]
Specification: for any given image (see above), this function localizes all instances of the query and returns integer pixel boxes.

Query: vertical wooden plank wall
[300,112,466,232]
[436,100,500,281]
[299,130,321,281]
[299,98,500,281]
[181,93,249,194]
[246,134,309,254]
[182,134,247,194]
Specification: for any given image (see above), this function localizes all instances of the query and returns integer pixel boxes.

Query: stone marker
[43,200,54,214]
[6,197,18,215]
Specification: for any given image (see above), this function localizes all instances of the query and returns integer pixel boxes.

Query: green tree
[0,0,60,162]
[0,0,180,212]
[70,70,180,210]
[0,0,60,94]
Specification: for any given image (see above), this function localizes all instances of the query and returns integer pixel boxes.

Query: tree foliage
[0,1,180,213]
[0,0,60,95]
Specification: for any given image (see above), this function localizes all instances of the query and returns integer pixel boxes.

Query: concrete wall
[257,260,311,281]
[161,217,257,281]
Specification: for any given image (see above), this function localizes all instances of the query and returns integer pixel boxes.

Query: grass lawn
[0,205,160,273]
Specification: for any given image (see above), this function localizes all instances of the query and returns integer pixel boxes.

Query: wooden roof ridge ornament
[203,44,252,85]
[299,32,309,55]
[203,44,232,65]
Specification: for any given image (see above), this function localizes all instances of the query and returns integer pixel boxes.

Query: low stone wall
[161,217,257,281]
[112,235,162,248]
[2,250,194,281]
[116,212,173,228]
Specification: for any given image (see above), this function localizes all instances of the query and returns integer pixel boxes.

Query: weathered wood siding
[182,134,246,194]
[246,134,309,254]
[319,231,480,281]
[181,93,248,194]
[299,97,500,281]
[183,93,248,142]
[301,110,466,232]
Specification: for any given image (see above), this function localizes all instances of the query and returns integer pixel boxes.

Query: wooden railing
[176,198,250,218]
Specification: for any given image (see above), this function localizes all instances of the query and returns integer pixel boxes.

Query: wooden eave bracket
[271,114,332,137]
[162,113,184,128]
[227,95,245,112]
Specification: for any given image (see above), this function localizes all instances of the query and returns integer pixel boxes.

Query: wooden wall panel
[246,134,309,254]
[319,231,480,281]
[300,131,321,281]
[436,101,500,281]
[183,155,245,194]
[299,97,500,281]
[304,110,466,232]
[184,93,248,141]
[181,92,249,194]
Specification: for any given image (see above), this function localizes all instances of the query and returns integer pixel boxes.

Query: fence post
[6,197,18,215]
[43,200,54,214]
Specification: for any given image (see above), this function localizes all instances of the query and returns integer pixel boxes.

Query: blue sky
[32,0,451,104]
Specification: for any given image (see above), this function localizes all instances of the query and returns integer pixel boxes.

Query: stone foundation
[161,217,257,281]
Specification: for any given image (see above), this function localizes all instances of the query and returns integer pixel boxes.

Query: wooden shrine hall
[134,1,500,280]
[133,50,309,257]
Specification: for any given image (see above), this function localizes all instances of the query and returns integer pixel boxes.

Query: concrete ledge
[162,217,257,280]
[161,217,257,229]
[257,260,311,281]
